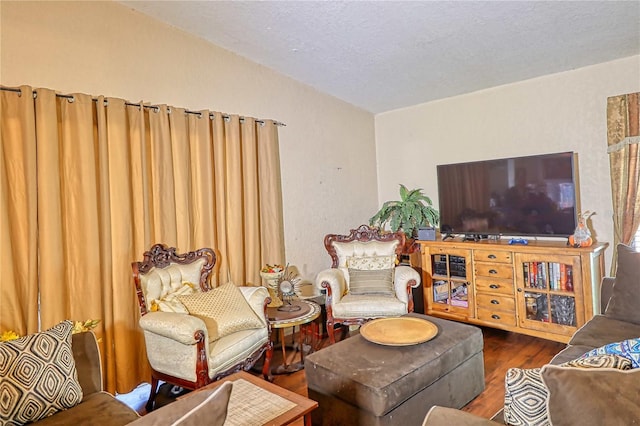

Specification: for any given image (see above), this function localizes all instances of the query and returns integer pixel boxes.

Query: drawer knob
[489,284,499,289]
[491,299,500,304]
[489,269,498,274]
[491,314,501,320]
[488,254,496,259]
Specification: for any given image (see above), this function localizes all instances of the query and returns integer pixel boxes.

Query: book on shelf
[523,261,574,292]
[433,280,449,302]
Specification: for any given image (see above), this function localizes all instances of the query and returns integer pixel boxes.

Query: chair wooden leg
[327,320,337,344]
[145,376,159,413]
[262,342,274,382]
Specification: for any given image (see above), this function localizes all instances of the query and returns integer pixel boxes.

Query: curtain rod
[0,86,286,127]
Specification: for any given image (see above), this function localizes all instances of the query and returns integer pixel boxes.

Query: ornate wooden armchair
[315,225,421,343]
[132,244,273,411]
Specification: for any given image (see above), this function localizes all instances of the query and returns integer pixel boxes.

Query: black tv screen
[437,152,578,237]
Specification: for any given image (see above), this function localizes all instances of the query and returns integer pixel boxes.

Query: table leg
[299,323,305,364]
[280,328,287,368]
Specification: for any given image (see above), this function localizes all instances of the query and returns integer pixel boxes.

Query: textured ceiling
[120,1,640,113]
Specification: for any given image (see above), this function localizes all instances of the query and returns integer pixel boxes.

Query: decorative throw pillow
[504,354,632,426]
[564,353,632,370]
[348,268,394,295]
[150,281,196,313]
[503,367,549,426]
[541,365,640,426]
[179,283,264,342]
[604,243,640,324]
[346,255,395,271]
[0,320,83,424]
[581,337,640,368]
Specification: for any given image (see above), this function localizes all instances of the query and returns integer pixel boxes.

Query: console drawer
[474,249,513,264]
[474,263,513,279]
[476,293,515,312]
[477,307,517,327]
[475,277,514,295]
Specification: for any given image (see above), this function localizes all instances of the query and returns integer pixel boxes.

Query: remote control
[508,238,529,245]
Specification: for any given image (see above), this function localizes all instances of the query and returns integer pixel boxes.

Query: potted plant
[369,184,439,241]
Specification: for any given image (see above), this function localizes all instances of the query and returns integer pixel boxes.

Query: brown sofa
[423,244,640,425]
[28,331,232,426]
[31,331,141,425]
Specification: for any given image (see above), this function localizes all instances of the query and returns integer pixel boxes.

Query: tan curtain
[1,86,39,336]
[0,86,285,393]
[607,92,640,273]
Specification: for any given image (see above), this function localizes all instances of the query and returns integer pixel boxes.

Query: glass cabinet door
[515,254,584,333]
[428,249,473,316]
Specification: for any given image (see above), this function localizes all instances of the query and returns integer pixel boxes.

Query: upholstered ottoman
[304,314,484,426]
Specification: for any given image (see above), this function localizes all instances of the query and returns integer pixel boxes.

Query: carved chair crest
[323,224,406,268]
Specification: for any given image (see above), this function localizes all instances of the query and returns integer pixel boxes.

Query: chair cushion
[604,243,640,324]
[569,314,640,348]
[348,268,394,295]
[34,392,139,426]
[542,365,640,426]
[347,255,395,270]
[179,283,263,342]
[0,321,83,424]
[208,328,269,378]
[332,293,407,318]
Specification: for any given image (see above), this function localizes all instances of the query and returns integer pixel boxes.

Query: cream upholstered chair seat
[316,225,421,343]
[133,244,272,411]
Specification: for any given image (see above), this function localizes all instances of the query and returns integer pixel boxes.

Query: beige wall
[3,1,639,280]
[0,1,378,280]
[375,55,640,271]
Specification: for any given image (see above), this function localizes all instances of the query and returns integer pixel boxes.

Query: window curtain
[607,92,640,273]
[0,85,285,393]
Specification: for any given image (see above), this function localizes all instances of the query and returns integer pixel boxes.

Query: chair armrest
[140,312,210,383]
[316,268,347,304]
[394,265,421,303]
[71,331,103,396]
[139,311,209,345]
[238,286,270,325]
[422,406,502,426]
[601,277,615,313]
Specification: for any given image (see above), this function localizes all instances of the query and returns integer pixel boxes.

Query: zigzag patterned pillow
[504,354,632,426]
[0,320,83,425]
[581,338,640,367]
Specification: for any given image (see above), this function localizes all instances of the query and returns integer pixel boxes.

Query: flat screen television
[437,152,578,238]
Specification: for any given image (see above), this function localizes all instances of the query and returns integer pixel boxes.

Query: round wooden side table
[267,299,321,374]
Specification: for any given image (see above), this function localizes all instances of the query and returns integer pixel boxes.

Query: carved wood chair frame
[320,225,417,343]
[132,243,273,411]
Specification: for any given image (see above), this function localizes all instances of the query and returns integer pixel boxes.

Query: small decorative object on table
[568,211,594,248]
[261,264,285,308]
[278,266,302,312]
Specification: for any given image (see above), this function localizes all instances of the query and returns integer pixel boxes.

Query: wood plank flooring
[270,325,565,424]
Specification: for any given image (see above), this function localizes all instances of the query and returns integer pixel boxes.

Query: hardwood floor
[270,325,565,424]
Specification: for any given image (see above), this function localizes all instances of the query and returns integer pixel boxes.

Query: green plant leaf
[370,184,439,238]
